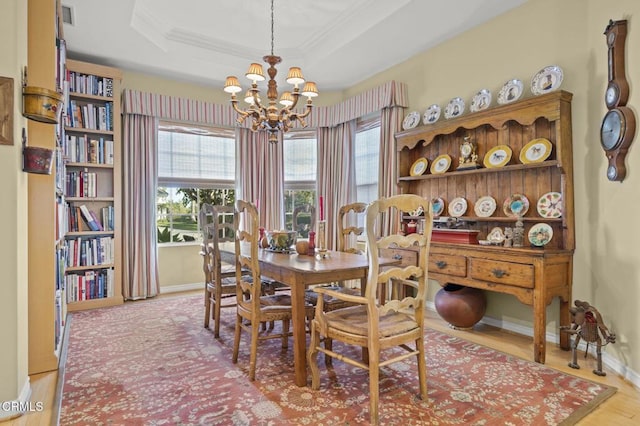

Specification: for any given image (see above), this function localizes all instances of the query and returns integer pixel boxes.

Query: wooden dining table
[219,242,397,387]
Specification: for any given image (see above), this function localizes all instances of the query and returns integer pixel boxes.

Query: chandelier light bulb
[224,76,242,94]
[301,82,319,98]
[245,63,266,82]
[279,91,294,107]
[286,67,305,87]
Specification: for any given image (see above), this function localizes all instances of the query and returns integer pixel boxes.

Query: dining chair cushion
[305,286,360,307]
[324,305,419,337]
[206,276,237,292]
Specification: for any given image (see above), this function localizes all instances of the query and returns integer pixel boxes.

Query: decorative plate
[409,158,429,176]
[483,145,512,168]
[431,197,445,217]
[474,196,497,217]
[531,65,563,95]
[528,223,553,246]
[448,197,468,217]
[537,192,563,218]
[497,79,524,104]
[470,89,492,112]
[402,111,421,130]
[423,104,441,125]
[520,138,552,164]
[430,154,451,174]
[503,194,530,217]
[487,227,506,244]
[444,97,465,119]
[409,205,424,217]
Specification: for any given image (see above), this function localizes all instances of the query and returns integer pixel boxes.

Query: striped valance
[307,81,409,128]
[122,80,408,128]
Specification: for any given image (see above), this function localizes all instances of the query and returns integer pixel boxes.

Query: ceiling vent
[61,5,74,25]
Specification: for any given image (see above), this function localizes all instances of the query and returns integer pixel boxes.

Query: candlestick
[316,220,328,258]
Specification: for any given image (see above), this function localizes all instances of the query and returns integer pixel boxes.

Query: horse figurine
[560,300,616,376]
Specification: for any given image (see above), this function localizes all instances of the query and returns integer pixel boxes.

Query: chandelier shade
[223,0,318,143]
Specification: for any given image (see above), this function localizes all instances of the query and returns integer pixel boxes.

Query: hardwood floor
[4,293,638,425]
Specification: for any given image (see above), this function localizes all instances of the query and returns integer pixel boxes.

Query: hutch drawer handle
[491,269,508,278]
[392,254,403,260]
[435,261,447,269]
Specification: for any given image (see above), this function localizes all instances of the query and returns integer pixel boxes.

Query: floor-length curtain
[122,114,160,299]
[236,128,284,230]
[316,121,357,250]
[378,104,405,236]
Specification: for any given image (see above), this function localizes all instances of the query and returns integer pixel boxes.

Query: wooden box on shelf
[395,90,575,364]
[431,228,480,244]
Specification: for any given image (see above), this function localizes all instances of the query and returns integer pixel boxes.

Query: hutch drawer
[469,258,534,288]
[429,253,467,277]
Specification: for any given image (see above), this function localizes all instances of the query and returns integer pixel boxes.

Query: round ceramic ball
[295,239,310,255]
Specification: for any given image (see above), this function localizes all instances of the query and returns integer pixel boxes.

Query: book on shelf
[66,169,97,198]
[78,204,102,231]
[65,134,113,164]
[66,268,114,302]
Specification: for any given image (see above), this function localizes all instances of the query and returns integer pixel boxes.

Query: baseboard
[426,302,640,390]
[160,282,202,294]
[0,377,39,421]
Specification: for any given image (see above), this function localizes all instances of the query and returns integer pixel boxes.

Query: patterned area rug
[59,294,615,425]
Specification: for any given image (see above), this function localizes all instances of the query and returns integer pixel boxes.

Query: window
[156,123,235,243]
[354,115,381,231]
[355,115,381,204]
[283,131,317,237]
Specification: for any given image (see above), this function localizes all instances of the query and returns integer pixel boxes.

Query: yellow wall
[122,0,640,378]
[0,0,29,406]
[158,245,203,288]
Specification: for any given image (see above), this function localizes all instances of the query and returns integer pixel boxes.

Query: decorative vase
[434,284,486,329]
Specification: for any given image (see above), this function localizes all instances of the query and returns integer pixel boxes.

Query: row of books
[67,204,114,232]
[64,134,114,164]
[64,235,114,268]
[66,169,98,198]
[66,269,115,302]
[66,100,113,131]
[68,71,114,98]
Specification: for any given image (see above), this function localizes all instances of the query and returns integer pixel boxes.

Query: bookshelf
[27,0,66,375]
[63,59,123,312]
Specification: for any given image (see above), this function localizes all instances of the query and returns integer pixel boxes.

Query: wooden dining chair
[232,199,301,380]
[305,202,367,312]
[292,203,315,238]
[201,204,237,337]
[307,194,433,425]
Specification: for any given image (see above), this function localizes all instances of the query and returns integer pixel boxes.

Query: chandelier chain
[270,0,275,56]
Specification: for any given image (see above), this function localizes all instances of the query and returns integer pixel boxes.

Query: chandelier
[223,0,318,143]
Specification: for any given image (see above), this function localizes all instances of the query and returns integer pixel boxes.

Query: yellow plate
[483,145,512,168]
[409,158,429,176]
[520,138,552,164]
[430,154,451,174]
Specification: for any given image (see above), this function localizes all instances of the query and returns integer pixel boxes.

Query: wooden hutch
[395,90,575,363]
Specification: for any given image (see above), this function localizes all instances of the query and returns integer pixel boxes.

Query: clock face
[607,31,616,46]
[600,109,623,150]
[605,83,619,108]
[461,142,472,157]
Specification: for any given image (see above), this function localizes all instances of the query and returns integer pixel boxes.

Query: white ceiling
[61,0,527,92]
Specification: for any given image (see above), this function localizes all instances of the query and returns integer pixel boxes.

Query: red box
[431,229,480,244]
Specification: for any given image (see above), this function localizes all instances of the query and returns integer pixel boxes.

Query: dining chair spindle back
[307,194,433,425]
[200,204,237,336]
[233,199,297,381]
